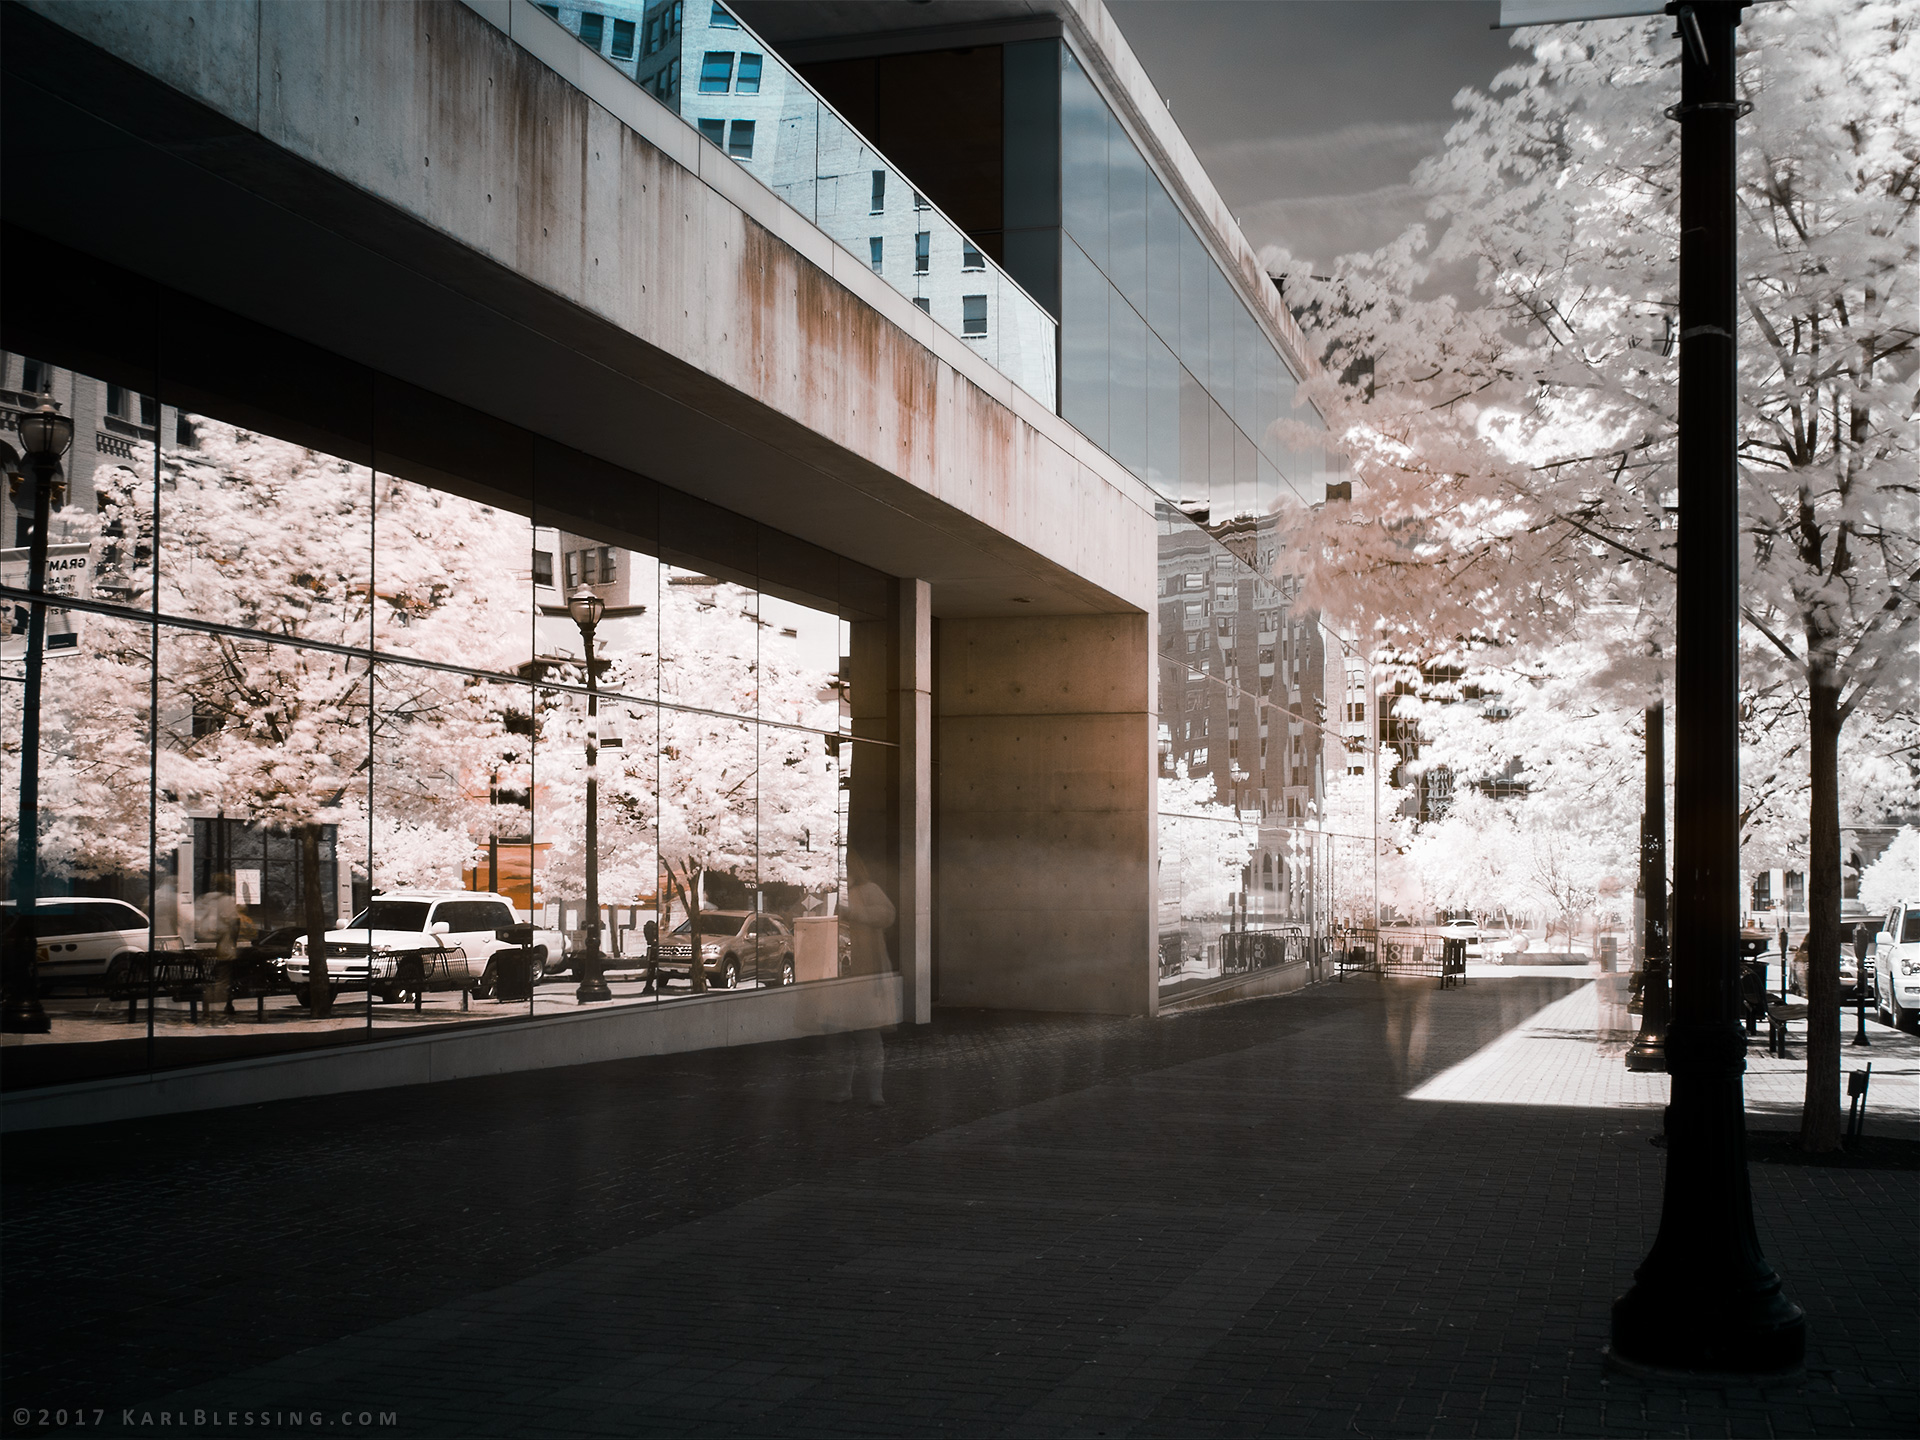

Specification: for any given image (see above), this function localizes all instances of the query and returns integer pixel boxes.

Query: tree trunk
[302,822,333,1018]
[1798,672,1843,1152]
[673,864,708,993]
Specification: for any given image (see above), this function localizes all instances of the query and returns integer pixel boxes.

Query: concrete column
[936,614,1156,1015]
[898,580,932,1024]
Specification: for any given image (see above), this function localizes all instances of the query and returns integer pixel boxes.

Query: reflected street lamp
[568,585,612,1004]
[4,404,75,1034]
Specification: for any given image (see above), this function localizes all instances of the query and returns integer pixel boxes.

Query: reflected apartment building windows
[699,50,733,91]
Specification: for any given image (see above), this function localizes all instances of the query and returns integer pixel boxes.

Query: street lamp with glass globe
[4,404,75,1034]
[568,585,613,1003]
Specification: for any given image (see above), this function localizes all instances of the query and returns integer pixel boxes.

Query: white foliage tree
[649,579,840,989]
[1158,762,1258,932]
[1269,0,1919,1147]
[98,426,526,1012]
[1858,827,1918,915]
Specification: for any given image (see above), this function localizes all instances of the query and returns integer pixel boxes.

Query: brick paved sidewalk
[3,974,1914,1438]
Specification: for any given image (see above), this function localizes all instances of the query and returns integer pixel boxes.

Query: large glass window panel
[1256,338,1282,464]
[370,663,535,1016]
[1208,397,1236,520]
[372,475,534,678]
[1258,453,1281,515]
[1110,293,1148,482]
[1061,239,1111,451]
[757,589,849,738]
[536,671,663,994]
[654,703,758,991]
[752,719,842,984]
[1060,48,1109,271]
[1233,426,1258,523]
[1178,364,1211,513]
[1235,308,1259,440]
[1107,112,1147,316]
[1146,173,1182,344]
[158,627,370,1028]
[1157,750,1257,998]
[1179,222,1211,388]
[4,607,155,1067]
[156,413,374,646]
[1147,330,1181,498]
[1209,264,1236,419]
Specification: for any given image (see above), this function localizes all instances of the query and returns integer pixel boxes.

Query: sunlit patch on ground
[1409,981,1920,1125]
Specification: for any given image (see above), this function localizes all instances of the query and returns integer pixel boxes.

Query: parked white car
[284,891,545,1003]
[1,898,148,991]
[1871,900,1920,1032]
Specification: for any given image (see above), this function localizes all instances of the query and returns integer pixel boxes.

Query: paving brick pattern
[2,974,1914,1438]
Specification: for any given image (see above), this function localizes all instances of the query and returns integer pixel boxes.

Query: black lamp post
[3,403,75,1034]
[1609,1,1804,1375]
[568,585,613,1004]
[1626,701,1669,1072]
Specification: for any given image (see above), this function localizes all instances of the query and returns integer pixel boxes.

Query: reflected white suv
[1,898,148,991]
[1871,901,1920,1032]
[285,891,541,1003]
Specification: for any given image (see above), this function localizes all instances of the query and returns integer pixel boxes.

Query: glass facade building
[1057,49,1331,518]
[3,0,1378,1106]
[1,337,901,1089]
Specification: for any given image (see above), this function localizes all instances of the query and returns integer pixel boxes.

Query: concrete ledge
[1157,960,1323,1013]
[0,973,902,1133]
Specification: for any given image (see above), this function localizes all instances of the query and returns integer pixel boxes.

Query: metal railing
[537,2,1058,409]
[1331,926,1469,986]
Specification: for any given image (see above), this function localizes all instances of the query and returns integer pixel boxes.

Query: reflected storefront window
[0,354,897,1090]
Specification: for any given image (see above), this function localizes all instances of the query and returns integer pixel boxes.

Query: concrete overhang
[1,0,1155,619]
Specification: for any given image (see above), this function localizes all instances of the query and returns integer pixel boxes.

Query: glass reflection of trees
[8,397,867,1078]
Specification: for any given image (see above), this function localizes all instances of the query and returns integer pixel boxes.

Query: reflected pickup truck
[283,891,558,1003]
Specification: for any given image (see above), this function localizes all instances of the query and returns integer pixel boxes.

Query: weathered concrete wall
[17,0,1158,619]
[937,615,1156,1015]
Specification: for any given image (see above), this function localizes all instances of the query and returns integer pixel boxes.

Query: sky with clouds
[1107,1,1524,272]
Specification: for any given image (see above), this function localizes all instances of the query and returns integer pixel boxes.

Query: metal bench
[1765,1001,1809,1058]
[111,951,280,1022]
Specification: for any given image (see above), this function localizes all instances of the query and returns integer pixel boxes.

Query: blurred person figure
[831,851,894,1105]
[195,873,254,1024]
[640,919,663,996]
